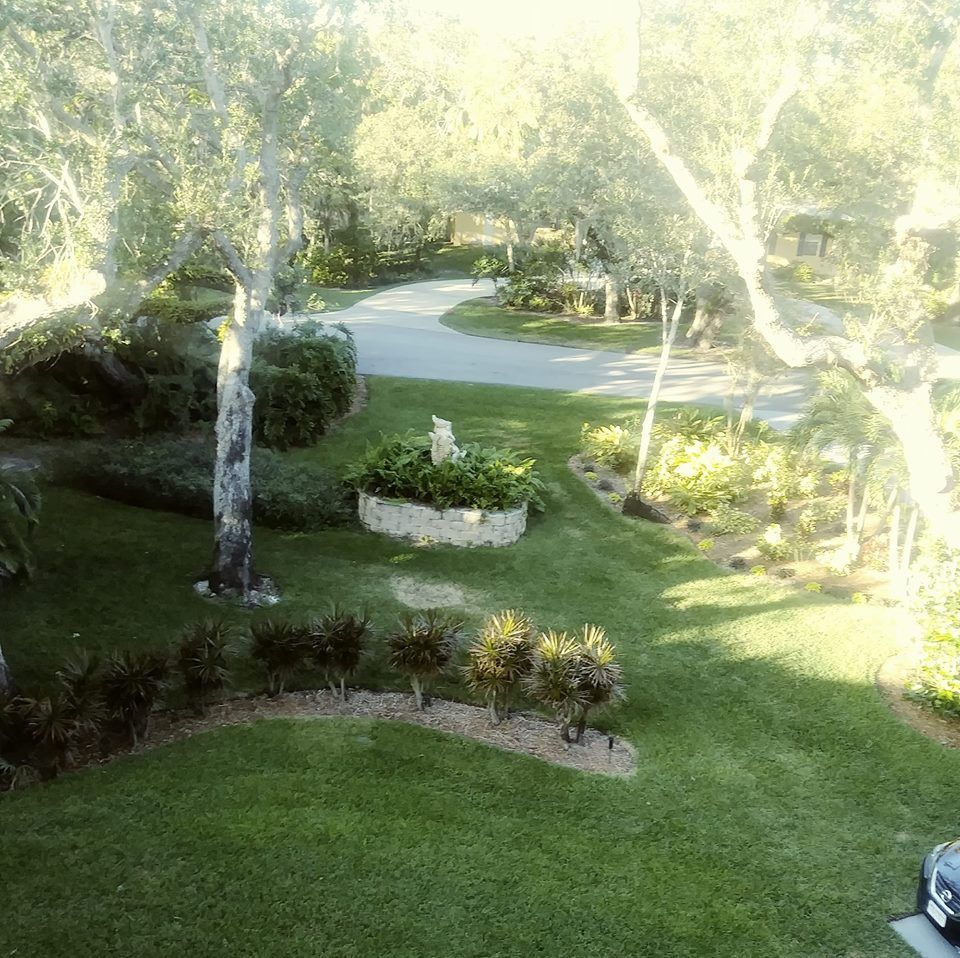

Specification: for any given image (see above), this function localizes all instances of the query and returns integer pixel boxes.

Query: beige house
[766,228,834,275]
[450,212,517,247]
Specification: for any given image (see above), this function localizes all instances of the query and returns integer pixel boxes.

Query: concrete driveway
[323,278,812,430]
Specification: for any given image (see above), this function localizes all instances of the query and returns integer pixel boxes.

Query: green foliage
[470,255,508,283]
[99,649,169,745]
[251,321,357,449]
[250,620,312,696]
[347,435,545,511]
[580,423,636,471]
[792,262,815,282]
[525,626,624,743]
[134,291,230,326]
[697,538,715,552]
[0,437,41,581]
[750,565,767,576]
[708,504,759,536]
[309,607,372,698]
[756,524,791,562]
[462,610,536,723]
[804,582,823,593]
[657,407,726,441]
[61,438,352,532]
[176,621,233,713]
[305,229,381,287]
[644,436,748,516]
[387,610,463,709]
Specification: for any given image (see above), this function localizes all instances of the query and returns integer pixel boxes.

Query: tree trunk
[488,697,499,725]
[731,378,761,456]
[573,217,586,261]
[340,677,347,701]
[900,505,920,586]
[0,641,14,695]
[845,457,857,551]
[604,273,620,323]
[888,498,902,584]
[411,675,423,711]
[632,288,683,493]
[210,283,258,595]
[506,241,515,273]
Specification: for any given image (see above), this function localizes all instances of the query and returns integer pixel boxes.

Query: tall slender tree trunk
[845,456,857,550]
[888,497,902,584]
[0,641,14,695]
[210,283,260,594]
[506,240,515,273]
[631,289,683,493]
[573,217,586,261]
[604,273,620,323]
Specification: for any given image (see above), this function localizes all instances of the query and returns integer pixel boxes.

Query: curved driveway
[321,279,812,430]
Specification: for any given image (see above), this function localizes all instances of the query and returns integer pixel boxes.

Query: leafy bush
[305,230,380,287]
[251,321,357,450]
[793,262,815,282]
[580,423,636,472]
[708,504,759,536]
[0,424,41,580]
[804,582,823,593]
[250,620,312,695]
[471,255,508,284]
[656,407,726,441]
[309,608,372,700]
[525,626,624,743]
[462,610,536,724]
[757,524,791,561]
[347,435,545,511]
[388,610,463,710]
[134,291,230,326]
[176,620,233,713]
[697,538,715,552]
[99,649,169,745]
[61,438,352,532]
[644,436,748,515]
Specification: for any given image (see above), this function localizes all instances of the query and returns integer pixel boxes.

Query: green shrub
[750,565,767,576]
[470,255,508,284]
[580,423,636,472]
[757,524,791,562]
[61,438,352,532]
[309,608,372,700]
[99,649,169,746]
[792,262,815,282]
[644,436,748,515]
[176,620,233,713]
[908,636,960,717]
[250,620,312,696]
[657,407,726,441]
[388,610,463,710]
[804,582,823,593]
[134,291,230,326]
[697,538,715,552]
[305,229,380,287]
[708,503,759,536]
[347,435,545,511]
[525,626,624,743]
[462,610,536,724]
[251,321,357,450]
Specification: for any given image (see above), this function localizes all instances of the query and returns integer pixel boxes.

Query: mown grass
[441,297,673,353]
[0,377,942,958]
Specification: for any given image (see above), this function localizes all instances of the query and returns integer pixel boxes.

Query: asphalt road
[323,279,813,430]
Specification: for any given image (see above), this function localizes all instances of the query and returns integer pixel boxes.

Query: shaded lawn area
[442,297,673,353]
[0,377,946,957]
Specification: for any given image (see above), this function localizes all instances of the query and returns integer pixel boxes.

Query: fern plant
[99,650,169,746]
[462,609,535,724]
[388,610,462,710]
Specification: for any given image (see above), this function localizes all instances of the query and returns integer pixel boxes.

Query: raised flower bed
[347,418,543,548]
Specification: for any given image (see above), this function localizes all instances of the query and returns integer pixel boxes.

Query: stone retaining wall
[358,492,527,547]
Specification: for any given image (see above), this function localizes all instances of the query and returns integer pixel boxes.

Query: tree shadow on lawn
[1,653,954,958]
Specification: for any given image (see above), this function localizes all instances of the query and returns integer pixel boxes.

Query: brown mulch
[876,650,960,749]
[134,689,637,777]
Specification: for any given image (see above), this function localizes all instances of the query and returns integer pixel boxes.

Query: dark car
[918,840,960,945]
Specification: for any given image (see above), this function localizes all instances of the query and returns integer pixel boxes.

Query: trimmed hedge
[60,437,352,531]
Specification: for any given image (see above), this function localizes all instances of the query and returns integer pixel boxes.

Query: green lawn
[0,377,944,957]
[441,297,676,353]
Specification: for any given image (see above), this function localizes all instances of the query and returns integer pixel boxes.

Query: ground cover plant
[0,377,952,958]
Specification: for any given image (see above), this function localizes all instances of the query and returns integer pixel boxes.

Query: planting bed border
[358,491,527,547]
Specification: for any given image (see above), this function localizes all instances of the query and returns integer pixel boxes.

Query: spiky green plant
[387,610,462,710]
[56,650,106,745]
[99,649,169,746]
[250,619,311,696]
[309,607,371,700]
[572,624,625,742]
[524,630,585,742]
[177,620,233,713]
[462,609,535,724]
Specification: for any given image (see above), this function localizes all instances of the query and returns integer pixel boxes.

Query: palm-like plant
[56,650,106,746]
[524,630,585,742]
[309,607,371,701]
[388,610,462,710]
[99,649,169,746]
[526,627,624,743]
[250,619,311,696]
[572,624,625,742]
[177,620,233,713]
[462,609,535,724]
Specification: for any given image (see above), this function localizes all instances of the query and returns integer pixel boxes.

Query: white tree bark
[632,287,683,493]
[604,272,620,323]
[0,641,13,695]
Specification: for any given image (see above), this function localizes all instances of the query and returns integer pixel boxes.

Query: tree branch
[211,230,253,288]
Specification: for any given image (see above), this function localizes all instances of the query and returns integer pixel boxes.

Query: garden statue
[430,416,461,464]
